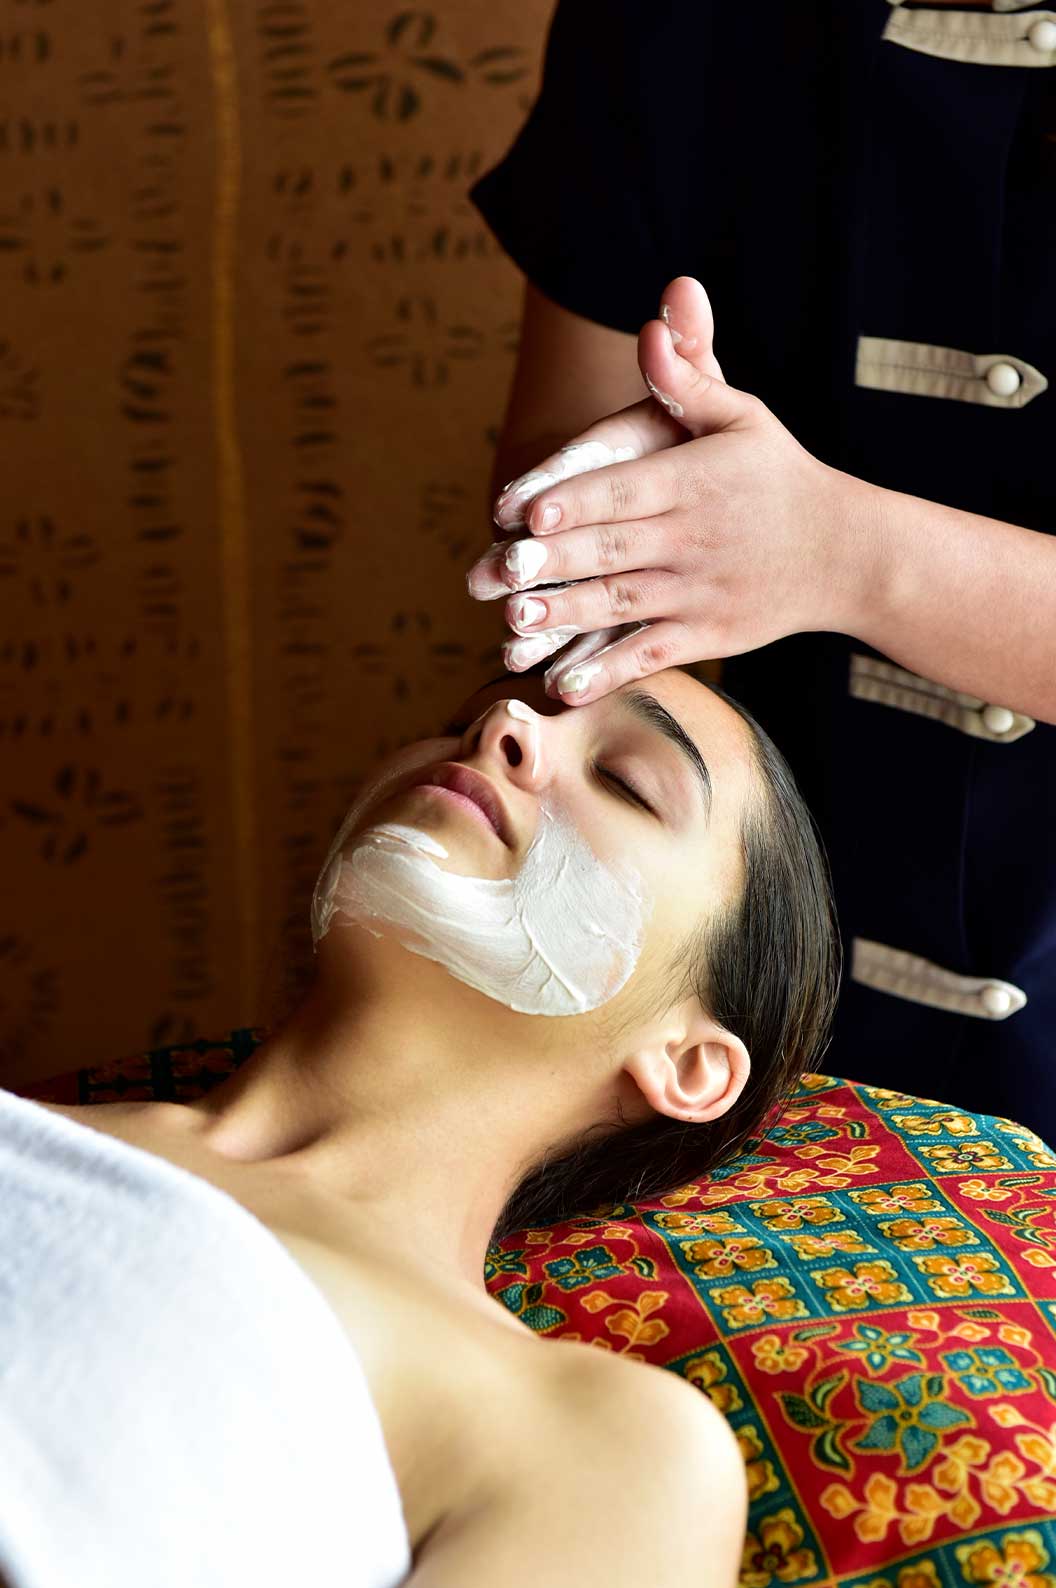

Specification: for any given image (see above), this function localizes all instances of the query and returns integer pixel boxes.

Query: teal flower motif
[836,1323,925,1375]
[544,1244,621,1291]
[769,1122,841,1147]
[852,1371,971,1473]
[483,1246,529,1283]
[941,1346,1033,1398]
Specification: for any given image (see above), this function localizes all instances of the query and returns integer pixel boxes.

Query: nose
[464,698,548,788]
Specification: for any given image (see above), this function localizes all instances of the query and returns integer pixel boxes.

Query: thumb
[638,319,751,437]
[638,275,749,437]
[656,275,725,381]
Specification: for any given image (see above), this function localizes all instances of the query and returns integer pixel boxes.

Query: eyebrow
[614,689,712,825]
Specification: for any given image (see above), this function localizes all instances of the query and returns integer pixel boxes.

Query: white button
[982,704,1016,735]
[1028,17,1056,52]
[985,361,1022,397]
[981,985,1013,1017]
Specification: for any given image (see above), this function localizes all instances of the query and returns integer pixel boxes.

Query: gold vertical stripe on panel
[205,0,258,1017]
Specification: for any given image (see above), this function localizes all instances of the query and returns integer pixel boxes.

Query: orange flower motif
[915,1252,1014,1299]
[812,1260,912,1312]
[920,1142,1012,1174]
[890,1111,977,1137]
[958,1178,1014,1203]
[908,1309,942,1333]
[785,1230,872,1260]
[685,1235,776,1278]
[898,1563,943,1588]
[981,1452,1028,1517]
[710,1276,809,1329]
[878,1216,974,1250]
[751,1333,811,1375]
[956,1530,1056,1588]
[654,1209,742,1235]
[950,1321,994,1342]
[850,1183,941,1216]
[736,1424,781,1502]
[684,1349,743,1415]
[751,1196,843,1230]
[741,1507,818,1588]
[989,1403,1028,1429]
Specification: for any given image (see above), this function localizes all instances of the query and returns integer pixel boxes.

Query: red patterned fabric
[15,1037,1056,1585]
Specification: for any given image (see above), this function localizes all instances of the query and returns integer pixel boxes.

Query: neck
[182,938,624,1292]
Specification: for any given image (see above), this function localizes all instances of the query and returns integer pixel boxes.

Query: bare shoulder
[410,1337,746,1588]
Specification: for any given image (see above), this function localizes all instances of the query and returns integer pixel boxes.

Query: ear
[622,1004,750,1125]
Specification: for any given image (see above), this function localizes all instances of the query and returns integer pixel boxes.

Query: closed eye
[594,763,655,817]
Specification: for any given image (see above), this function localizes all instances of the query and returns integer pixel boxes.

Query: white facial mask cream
[310,702,651,1016]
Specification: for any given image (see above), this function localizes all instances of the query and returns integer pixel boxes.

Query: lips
[412,763,513,847]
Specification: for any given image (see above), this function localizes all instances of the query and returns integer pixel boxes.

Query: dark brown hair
[489,659,842,1244]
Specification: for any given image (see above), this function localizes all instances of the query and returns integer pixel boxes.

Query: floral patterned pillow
[19,1034,1056,1586]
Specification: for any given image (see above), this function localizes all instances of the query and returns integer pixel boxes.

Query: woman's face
[313,666,755,1025]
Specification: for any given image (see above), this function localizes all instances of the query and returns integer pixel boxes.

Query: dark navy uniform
[470,2,1056,1135]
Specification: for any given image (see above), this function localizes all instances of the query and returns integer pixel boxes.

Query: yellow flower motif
[737,1424,781,1502]
[999,1323,1033,1349]
[711,1276,809,1329]
[684,1349,744,1414]
[654,1209,742,1235]
[950,1321,993,1342]
[981,1452,1028,1516]
[956,1530,1056,1588]
[850,1183,942,1216]
[920,1142,1012,1174]
[934,1435,991,1492]
[915,1252,1014,1299]
[891,1111,978,1137]
[784,1229,872,1259]
[1022,1477,1056,1512]
[812,1259,912,1312]
[750,1333,811,1375]
[741,1507,817,1588]
[989,1403,1028,1429]
[908,1309,942,1332]
[685,1234,776,1278]
[898,1563,942,1588]
[878,1216,974,1250]
[1023,1249,1056,1269]
[958,1178,1014,1202]
[750,1196,843,1230]
[994,1121,1056,1167]
[863,1085,923,1108]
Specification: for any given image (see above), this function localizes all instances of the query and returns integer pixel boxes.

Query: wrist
[821,465,897,644]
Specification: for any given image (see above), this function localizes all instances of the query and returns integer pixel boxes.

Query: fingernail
[505,538,548,584]
[645,372,685,419]
[505,631,567,669]
[512,596,547,628]
[556,661,602,695]
[660,303,684,347]
[538,503,561,532]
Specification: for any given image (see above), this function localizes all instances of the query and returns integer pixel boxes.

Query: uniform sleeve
[469,1,705,336]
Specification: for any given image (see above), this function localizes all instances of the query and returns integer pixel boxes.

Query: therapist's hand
[466,276,882,704]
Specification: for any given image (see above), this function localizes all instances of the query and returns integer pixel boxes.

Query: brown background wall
[0,0,558,1086]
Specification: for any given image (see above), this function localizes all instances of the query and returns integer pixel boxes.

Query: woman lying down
[0,656,839,1588]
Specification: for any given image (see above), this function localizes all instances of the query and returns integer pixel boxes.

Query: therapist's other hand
[466,276,879,704]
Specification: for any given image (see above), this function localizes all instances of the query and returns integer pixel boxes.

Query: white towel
[0,1086,412,1588]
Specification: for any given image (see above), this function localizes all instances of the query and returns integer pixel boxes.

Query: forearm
[846,475,1056,727]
